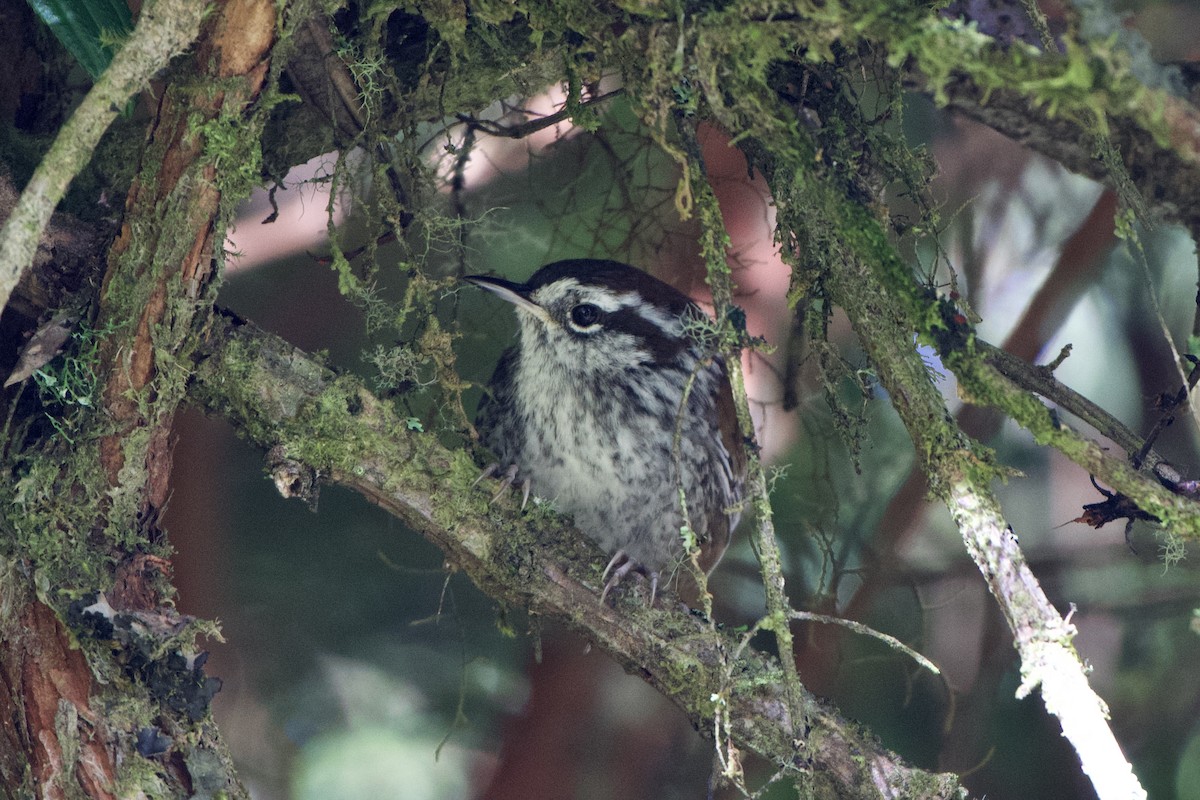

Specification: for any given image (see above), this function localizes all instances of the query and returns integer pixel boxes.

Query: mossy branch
[188,310,968,800]
[785,167,1148,800]
[890,15,1200,236]
[950,343,1200,542]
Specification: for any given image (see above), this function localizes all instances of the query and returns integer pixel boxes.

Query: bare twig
[456,89,625,140]
[789,610,941,676]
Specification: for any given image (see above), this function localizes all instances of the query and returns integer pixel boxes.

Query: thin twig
[456,89,625,139]
[1018,0,1059,53]
[1133,357,1200,469]
[673,116,808,755]
[789,610,941,676]
[979,341,1161,468]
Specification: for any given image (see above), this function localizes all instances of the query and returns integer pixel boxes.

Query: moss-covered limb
[647,2,1158,783]
[0,0,207,316]
[949,348,1200,540]
[978,341,1164,471]
[188,311,967,800]
[813,218,1148,800]
[94,0,280,535]
[1,3,282,798]
[890,17,1200,236]
[265,2,1200,237]
[264,3,601,178]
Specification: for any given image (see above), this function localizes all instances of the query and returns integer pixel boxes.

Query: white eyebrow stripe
[528,279,689,338]
[579,289,640,312]
[631,302,684,336]
[530,279,641,313]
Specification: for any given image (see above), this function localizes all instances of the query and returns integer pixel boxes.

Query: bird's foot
[473,463,532,509]
[600,550,659,606]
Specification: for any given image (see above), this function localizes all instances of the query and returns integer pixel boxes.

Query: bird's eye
[569,303,602,328]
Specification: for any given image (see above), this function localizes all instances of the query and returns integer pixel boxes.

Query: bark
[0,1,278,796]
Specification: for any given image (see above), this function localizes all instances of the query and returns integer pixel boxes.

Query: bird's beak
[465,275,551,323]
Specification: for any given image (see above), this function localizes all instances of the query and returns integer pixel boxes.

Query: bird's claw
[474,463,531,510]
[600,550,659,606]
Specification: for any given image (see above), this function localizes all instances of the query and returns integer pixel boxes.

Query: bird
[467,258,746,603]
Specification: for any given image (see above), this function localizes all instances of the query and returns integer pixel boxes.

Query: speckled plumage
[472,260,744,589]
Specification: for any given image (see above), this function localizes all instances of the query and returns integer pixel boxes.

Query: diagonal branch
[0,0,207,316]
[956,342,1200,540]
[188,310,968,800]
[809,188,1148,800]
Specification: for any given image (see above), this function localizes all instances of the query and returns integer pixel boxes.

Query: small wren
[467,259,746,601]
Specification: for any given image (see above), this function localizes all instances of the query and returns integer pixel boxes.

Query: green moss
[3,0,296,595]
[949,351,1200,541]
[887,15,1172,147]
[7,434,119,595]
[198,105,264,201]
[430,448,495,530]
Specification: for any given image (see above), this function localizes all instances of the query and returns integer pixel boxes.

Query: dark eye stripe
[604,308,687,363]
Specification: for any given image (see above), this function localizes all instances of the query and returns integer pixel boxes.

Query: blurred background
[162,4,1200,799]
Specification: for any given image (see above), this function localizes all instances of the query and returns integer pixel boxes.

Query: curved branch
[978,341,1151,463]
[188,311,967,800]
[957,342,1200,540]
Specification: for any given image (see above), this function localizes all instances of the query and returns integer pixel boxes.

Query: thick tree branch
[1,1,278,797]
[188,311,967,800]
[0,563,119,798]
[893,18,1200,237]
